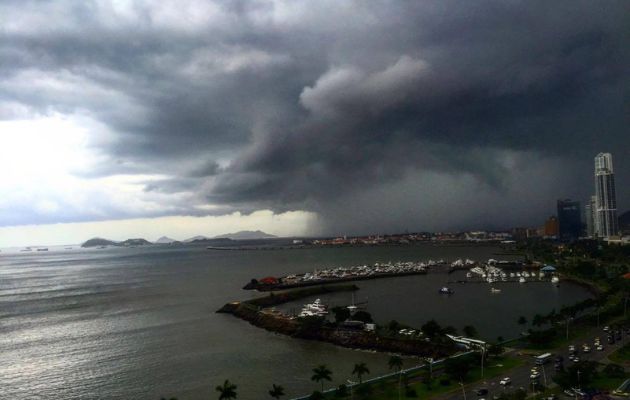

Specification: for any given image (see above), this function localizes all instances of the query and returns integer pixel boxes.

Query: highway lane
[438,324,628,400]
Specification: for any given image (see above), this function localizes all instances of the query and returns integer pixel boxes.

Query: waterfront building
[544,216,559,237]
[584,195,597,238]
[594,152,619,238]
[557,199,581,241]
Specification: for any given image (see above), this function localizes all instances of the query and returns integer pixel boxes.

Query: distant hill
[155,236,178,244]
[183,235,209,242]
[82,238,117,248]
[213,230,277,240]
[81,237,152,248]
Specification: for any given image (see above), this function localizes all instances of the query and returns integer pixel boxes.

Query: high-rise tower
[557,199,581,241]
[594,152,618,238]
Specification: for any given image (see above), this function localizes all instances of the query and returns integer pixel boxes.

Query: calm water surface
[0,244,591,399]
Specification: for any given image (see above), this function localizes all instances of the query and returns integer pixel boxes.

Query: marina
[244,257,560,291]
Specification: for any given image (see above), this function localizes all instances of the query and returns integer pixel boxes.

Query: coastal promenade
[288,322,628,400]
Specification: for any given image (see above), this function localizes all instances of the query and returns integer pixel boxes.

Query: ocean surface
[0,244,591,399]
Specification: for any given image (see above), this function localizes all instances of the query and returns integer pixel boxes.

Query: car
[499,377,511,386]
[582,345,591,353]
[530,372,540,379]
[531,367,539,373]
[547,395,557,400]
[476,388,489,396]
[572,388,586,397]
[572,356,580,362]
[564,389,575,397]
[596,345,604,351]
[568,345,576,352]
[603,326,610,332]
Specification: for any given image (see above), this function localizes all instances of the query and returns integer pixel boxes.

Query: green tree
[308,391,325,400]
[463,325,478,338]
[517,316,527,326]
[444,356,473,381]
[334,384,349,397]
[388,320,401,332]
[488,343,504,357]
[215,380,237,400]
[268,384,285,399]
[353,311,373,323]
[421,320,442,339]
[311,365,332,392]
[331,306,351,323]
[388,355,403,372]
[352,362,370,384]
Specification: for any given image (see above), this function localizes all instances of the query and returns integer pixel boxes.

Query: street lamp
[424,357,434,379]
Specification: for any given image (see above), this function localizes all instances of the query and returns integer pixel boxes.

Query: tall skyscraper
[557,199,581,241]
[594,152,618,238]
[584,195,596,238]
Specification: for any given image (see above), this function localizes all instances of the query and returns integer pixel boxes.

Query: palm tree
[388,355,403,372]
[215,380,237,400]
[352,362,370,384]
[311,365,332,392]
[268,384,285,399]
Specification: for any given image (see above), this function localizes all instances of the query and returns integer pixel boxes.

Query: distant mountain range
[155,236,178,244]
[82,231,277,248]
[213,230,277,240]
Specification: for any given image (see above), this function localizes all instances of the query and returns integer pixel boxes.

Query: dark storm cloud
[1,0,628,231]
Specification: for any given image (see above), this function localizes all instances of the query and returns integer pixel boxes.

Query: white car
[500,377,512,386]
[530,372,541,379]
[568,345,576,352]
[596,345,604,351]
[582,346,591,353]
[603,326,610,332]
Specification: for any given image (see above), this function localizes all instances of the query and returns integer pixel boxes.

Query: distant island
[81,238,152,248]
[81,231,278,248]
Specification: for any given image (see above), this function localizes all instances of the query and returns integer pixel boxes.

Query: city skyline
[0,1,628,246]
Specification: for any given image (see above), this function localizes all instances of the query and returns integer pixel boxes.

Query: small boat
[490,287,501,293]
[439,287,454,295]
[519,277,526,283]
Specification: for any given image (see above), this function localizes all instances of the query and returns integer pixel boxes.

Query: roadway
[437,324,628,400]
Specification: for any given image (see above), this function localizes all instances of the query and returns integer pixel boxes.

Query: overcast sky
[0,0,628,246]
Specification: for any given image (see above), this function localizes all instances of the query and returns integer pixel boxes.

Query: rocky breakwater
[217,285,455,358]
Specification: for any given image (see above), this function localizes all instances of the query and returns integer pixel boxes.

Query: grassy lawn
[590,376,626,391]
[608,343,630,365]
[324,356,522,400]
